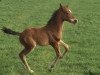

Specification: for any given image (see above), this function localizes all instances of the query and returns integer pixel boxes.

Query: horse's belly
[36,32,49,46]
[37,37,49,46]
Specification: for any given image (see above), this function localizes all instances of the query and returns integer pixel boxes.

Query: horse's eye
[66,13,68,14]
[62,11,68,15]
[63,11,68,14]
[64,12,68,15]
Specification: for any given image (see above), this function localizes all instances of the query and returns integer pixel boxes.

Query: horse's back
[19,27,49,46]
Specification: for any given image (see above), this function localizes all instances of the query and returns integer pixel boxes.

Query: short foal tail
[1,27,20,36]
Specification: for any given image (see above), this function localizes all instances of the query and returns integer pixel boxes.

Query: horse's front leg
[48,57,59,72]
[59,40,69,58]
[48,42,62,71]
[48,40,69,71]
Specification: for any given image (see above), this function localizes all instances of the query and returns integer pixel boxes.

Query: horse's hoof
[59,55,63,59]
[51,65,54,68]
[48,68,52,72]
[48,65,54,72]
[29,70,34,73]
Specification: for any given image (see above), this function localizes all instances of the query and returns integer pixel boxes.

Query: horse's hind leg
[19,39,36,73]
[19,47,33,73]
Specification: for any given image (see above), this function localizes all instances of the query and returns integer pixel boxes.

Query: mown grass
[0,0,100,75]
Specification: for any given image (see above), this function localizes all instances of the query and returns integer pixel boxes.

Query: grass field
[0,0,100,75]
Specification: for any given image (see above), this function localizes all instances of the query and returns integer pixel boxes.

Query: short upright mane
[47,9,59,25]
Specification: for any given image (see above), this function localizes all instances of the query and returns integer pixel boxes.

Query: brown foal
[2,4,77,73]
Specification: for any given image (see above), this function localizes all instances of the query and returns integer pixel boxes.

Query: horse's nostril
[74,19,78,23]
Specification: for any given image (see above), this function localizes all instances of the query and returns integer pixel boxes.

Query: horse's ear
[60,3,63,8]
[66,5,68,7]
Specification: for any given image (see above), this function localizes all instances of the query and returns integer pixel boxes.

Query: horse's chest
[48,31,62,43]
[54,31,62,39]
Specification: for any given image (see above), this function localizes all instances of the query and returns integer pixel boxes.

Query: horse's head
[59,4,78,24]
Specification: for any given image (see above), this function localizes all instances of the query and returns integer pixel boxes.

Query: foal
[2,4,77,73]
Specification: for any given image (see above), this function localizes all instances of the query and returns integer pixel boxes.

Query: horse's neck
[45,12,64,41]
[46,12,63,32]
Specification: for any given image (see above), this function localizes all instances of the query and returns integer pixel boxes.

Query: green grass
[0,0,100,75]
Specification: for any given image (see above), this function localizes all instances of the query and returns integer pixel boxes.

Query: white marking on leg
[23,56,34,73]
[59,40,69,57]
[59,40,69,50]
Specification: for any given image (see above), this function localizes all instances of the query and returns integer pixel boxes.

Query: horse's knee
[25,42,36,50]
[19,52,24,59]
[19,49,27,58]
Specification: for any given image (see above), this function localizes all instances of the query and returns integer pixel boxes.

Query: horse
[2,4,78,73]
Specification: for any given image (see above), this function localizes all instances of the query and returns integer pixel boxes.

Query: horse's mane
[47,9,59,25]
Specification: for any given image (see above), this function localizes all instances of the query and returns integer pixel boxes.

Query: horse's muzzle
[73,19,78,24]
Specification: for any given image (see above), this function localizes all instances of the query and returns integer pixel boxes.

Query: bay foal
[2,4,77,73]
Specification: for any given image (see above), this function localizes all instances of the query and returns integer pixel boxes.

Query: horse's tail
[1,27,20,36]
